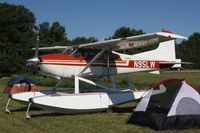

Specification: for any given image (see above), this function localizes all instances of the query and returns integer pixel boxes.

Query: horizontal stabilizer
[149,69,168,74]
[159,61,193,65]
[149,70,160,74]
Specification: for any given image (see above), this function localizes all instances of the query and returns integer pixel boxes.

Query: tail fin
[132,40,176,61]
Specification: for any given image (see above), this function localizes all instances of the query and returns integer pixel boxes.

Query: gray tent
[128,79,200,130]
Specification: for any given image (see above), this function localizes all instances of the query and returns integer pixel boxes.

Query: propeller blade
[35,35,39,57]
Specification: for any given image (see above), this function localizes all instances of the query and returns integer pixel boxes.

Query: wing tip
[156,32,188,40]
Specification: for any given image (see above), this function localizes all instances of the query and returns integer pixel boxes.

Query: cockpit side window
[111,53,120,60]
[70,48,81,57]
[64,47,74,55]
[65,47,121,61]
[81,49,99,60]
[98,52,120,61]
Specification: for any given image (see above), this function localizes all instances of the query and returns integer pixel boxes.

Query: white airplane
[7,30,188,118]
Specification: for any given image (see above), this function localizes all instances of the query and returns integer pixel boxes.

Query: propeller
[26,34,40,65]
[35,35,39,57]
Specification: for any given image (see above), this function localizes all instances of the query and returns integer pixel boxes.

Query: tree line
[0,3,200,77]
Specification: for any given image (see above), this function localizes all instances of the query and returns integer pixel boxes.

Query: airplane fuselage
[37,49,173,78]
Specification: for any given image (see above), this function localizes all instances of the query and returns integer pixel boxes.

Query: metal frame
[78,48,107,76]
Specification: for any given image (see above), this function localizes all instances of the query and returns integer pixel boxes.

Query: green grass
[0,71,200,133]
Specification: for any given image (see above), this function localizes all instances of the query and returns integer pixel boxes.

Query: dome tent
[128,79,200,130]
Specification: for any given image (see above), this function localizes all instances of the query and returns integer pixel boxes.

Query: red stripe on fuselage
[40,60,163,69]
[39,53,174,69]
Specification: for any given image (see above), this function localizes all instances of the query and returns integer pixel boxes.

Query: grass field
[0,71,200,133]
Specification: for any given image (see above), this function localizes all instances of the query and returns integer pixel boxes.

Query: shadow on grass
[30,112,67,118]
[111,106,136,113]
[28,106,136,118]
[30,111,108,118]
[10,106,42,112]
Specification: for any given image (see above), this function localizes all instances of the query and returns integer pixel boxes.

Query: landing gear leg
[5,98,11,114]
[26,103,32,119]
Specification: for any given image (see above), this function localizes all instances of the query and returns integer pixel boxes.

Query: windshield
[64,46,78,55]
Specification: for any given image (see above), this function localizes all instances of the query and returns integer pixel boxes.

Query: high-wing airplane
[7,30,188,118]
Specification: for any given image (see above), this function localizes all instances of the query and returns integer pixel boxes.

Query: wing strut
[52,78,65,91]
[78,48,107,76]
[110,76,116,89]
[75,48,107,93]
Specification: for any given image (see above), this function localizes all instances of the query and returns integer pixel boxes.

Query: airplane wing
[32,32,188,51]
[78,32,188,50]
[32,46,68,50]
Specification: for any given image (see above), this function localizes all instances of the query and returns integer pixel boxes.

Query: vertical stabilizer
[132,40,176,61]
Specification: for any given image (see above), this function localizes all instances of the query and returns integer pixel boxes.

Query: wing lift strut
[74,47,118,94]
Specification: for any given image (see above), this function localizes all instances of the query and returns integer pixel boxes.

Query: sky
[1,0,200,40]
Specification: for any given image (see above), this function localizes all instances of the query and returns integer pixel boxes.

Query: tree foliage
[0,3,69,77]
[0,3,36,46]
[71,36,97,45]
[38,22,51,45]
[50,21,66,44]
[176,33,200,69]
[0,3,36,77]
[39,21,67,46]
[112,26,144,39]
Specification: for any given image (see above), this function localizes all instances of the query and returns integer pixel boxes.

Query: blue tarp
[7,76,38,86]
